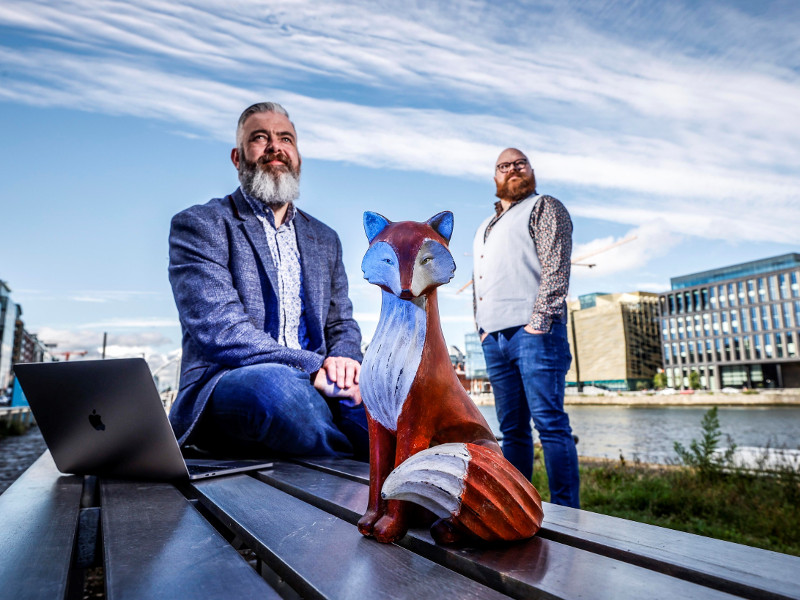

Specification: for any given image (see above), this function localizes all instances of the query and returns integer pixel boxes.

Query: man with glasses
[472,147,580,507]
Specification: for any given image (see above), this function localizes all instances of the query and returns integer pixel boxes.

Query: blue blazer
[168,188,362,445]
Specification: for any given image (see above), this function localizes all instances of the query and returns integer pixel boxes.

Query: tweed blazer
[168,188,362,445]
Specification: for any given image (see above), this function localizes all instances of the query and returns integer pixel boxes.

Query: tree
[653,372,667,390]
[688,370,701,390]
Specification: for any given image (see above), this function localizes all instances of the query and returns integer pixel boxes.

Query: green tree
[653,372,667,389]
[688,370,701,390]
[674,407,736,478]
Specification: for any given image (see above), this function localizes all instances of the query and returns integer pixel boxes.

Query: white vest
[473,195,542,333]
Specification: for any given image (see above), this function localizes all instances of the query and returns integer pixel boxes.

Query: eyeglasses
[496,159,529,173]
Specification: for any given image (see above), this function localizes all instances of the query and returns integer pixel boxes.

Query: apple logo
[89,409,106,431]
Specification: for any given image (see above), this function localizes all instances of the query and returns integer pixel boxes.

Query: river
[477,405,800,464]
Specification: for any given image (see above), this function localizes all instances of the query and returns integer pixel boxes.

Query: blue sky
[1,0,798,388]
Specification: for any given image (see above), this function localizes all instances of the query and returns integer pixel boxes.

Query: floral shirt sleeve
[528,195,572,332]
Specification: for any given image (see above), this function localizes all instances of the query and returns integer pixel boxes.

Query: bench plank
[260,461,746,600]
[192,473,509,600]
[293,456,800,600]
[0,452,83,600]
[100,479,279,600]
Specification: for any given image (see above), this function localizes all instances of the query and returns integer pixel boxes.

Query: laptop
[14,358,273,481]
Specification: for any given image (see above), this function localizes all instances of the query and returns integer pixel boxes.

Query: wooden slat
[264,461,755,600]
[0,452,82,600]
[192,474,509,600]
[100,479,279,600]
[293,456,800,600]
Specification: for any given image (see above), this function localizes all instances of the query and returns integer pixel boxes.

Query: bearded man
[168,102,368,460]
[472,147,580,507]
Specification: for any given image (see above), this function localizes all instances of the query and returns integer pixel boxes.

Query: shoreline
[469,390,800,407]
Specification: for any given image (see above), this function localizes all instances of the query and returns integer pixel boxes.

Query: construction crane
[53,350,88,361]
[456,235,637,294]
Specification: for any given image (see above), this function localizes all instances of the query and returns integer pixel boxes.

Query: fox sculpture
[357,210,544,545]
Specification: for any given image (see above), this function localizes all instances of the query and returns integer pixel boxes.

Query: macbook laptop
[14,358,273,481]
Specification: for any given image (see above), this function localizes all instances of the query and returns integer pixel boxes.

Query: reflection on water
[477,405,800,464]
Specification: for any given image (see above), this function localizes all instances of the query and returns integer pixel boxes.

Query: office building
[566,292,662,391]
[658,253,800,389]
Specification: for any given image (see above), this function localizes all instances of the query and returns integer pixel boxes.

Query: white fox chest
[361,291,427,432]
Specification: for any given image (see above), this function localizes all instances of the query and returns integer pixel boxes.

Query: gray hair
[236,102,295,145]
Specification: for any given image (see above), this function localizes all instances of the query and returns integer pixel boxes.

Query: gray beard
[239,163,300,207]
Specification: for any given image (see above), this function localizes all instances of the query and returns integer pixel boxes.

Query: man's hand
[313,356,362,405]
[524,324,546,335]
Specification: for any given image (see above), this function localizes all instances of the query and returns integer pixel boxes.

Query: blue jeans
[192,363,369,460]
[482,323,580,507]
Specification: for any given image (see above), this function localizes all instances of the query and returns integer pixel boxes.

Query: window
[758,278,767,302]
[776,333,784,358]
[695,315,702,337]
[747,279,756,302]
[721,312,729,334]
[685,291,693,313]
[773,305,782,329]
[715,338,722,362]
[703,313,710,334]
[761,306,770,331]
[719,285,727,308]
[677,294,684,313]
[661,318,669,341]
[769,276,779,301]
[728,283,736,306]
[788,332,797,357]
[764,334,773,358]
[669,295,676,314]
[740,309,749,332]
[678,318,685,340]
[730,310,739,334]
[693,290,701,313]
[792,272,799,298]
[743,336,752,360]
[706,339,713,362]
[751,307,759,331]
[733,337,741,361]
[709,287,717,309]
[779,273,790,299]
[670,317,677,340]
[688,341,695,363]
[712,312,720,334]
[701,288,709,310]
[672,343,679,362]
[723,337,731,361]
[795,301,800,329]
[737,281,746,304]
[680,342,687,361]
[695,340,704,363]
[754,335,762,359]
[664,344,671,363]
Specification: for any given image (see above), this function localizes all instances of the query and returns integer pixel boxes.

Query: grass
[531,412,800,556]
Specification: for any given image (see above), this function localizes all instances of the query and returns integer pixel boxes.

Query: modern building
[566,292,662,391]
[0,280,17,397]
[464,332,491,394]
[658,253,800,390]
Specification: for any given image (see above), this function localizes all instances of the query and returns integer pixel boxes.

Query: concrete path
[0,426,47,495]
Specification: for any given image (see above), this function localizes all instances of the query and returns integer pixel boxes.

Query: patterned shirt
[243,191,309,350]
[479,194,572,332]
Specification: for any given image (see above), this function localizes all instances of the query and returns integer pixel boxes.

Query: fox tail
[381,442,544,542]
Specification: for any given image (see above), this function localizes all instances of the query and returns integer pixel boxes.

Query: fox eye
[420,256,433,265]
[382,258,394,265]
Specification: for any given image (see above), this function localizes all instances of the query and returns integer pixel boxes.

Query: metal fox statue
[357,210,544,545]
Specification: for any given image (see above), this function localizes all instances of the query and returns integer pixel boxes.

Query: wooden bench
[1,451,799,599]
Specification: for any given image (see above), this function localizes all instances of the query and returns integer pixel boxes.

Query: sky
[1,0,799,389]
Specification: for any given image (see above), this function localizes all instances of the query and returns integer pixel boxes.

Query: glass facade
[659,256,800,389]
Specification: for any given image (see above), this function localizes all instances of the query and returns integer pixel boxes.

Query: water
[477,405,800,464]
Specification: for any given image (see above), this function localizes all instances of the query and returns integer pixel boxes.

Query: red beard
[495,172,536,203]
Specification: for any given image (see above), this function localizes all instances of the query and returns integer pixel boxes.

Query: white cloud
[1,0,798,250]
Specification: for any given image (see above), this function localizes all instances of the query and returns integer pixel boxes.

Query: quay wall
[470,390,800,407]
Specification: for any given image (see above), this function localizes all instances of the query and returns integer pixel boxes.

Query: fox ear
[364,211,391,243]
[426,211,454,243]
